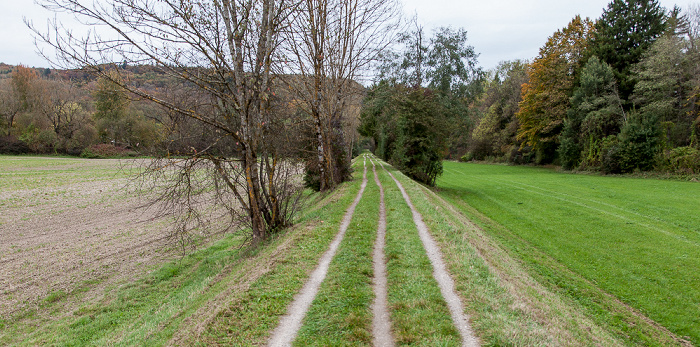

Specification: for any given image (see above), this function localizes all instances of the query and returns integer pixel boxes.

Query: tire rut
[267,156,369,347]
[378,161,479,347]
[370,158,394,347]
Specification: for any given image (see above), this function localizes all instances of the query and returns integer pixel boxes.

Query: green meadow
[437,161,700,344]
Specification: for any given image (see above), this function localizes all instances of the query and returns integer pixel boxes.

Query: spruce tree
[591,0,666,106]
[560,56,624,170]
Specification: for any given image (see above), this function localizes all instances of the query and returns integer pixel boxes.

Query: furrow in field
[379,161,478,347]
[0,179,175,317]
[267,156,369,347]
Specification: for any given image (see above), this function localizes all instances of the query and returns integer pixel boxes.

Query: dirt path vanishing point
[267,156,369,347]
[379,161,479,347]
[370,159,394,347]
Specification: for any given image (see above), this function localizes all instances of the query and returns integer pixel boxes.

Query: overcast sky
[2,0,698,70]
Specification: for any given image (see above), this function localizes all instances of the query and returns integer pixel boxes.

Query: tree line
[471,0,700,174]
[4,0,699,244]
[0,65,165,156]
[359,24,481,186]
[361,0,700,186]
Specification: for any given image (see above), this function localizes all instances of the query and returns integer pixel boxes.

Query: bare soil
[0,158,180,319]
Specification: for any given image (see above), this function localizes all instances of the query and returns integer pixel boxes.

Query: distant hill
[0,63,173,90]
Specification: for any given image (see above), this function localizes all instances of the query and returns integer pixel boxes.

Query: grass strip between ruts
[294,160,379,346]
[377,162,461,346]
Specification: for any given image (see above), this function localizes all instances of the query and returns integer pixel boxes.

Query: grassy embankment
[0,156,365,346]
[295,158,460,346]
[438,161,698,345]
[5,155,689,345]
[294,157,626,346]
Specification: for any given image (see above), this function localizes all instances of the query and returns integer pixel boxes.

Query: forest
[360,0,700,184]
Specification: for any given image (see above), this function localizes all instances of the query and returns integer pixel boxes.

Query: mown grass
[379,162,624,346]
[437,161,698,345]
[294,160,378,346]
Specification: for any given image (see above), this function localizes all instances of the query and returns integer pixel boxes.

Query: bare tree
[30,0,304,244]
[0,79,22,135]
[283,0,401,191]
[30,79,93,150]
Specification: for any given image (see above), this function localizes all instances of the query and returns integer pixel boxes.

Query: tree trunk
[315,116,327,191]
[243,146,268,241]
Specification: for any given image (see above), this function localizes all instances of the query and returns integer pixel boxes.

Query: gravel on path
[370,158,394,347]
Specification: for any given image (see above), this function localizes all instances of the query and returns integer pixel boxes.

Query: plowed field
[0,157,178,317]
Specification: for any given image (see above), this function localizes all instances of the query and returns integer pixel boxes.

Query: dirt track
[379,160,479,347]
[370,158,394,347]
[267,156,369,347]
[0,158,180,318]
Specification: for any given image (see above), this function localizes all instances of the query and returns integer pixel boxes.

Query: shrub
[600,135,623,174]
[459,152,472,162]
[80,143,137,158]
[616,113,660,173]
[303,161,321,192]
[19,125,57,153]
[663,146,700,174]
[559,122,582,170]
[468,138,493,161]
[0,135,30,154]
[64,124,99,156]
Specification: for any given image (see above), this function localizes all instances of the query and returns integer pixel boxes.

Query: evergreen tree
[560,56,624,169]
[633,34,696,148]
[359,81,399,161]
[391,87,447,186]
[591,0,666,105]
[618,112,661,172]
[359,84,447,186]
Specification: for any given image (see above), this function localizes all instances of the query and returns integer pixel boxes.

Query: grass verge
[193,158,368,345]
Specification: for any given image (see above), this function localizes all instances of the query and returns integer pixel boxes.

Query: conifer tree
[560,56,624,169]
[591,0,666,105]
